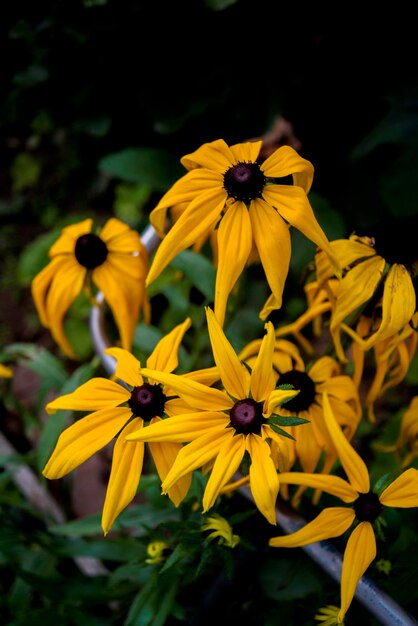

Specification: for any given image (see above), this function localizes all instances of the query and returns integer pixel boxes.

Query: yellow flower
[269,392,418,624]
[201,513,240,548]
[0,363,13,378]
[43,318,195,535]
[31,217,150,359]
[315,217,417,360]
[126,307,302,525]
[145,540,169,565]
[146,138,339,326]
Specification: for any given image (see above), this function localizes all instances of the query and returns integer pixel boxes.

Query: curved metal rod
[89,223,417,626]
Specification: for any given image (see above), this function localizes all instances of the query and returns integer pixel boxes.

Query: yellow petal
[0,363,13,378]
[102,418,144,535]
[265,388,300,416]
[31,257,72,327]
[146,187,226,285]
[105,348,142,387]
[214,201,253,326]
[126,411,228,443]
[146,317,192,373]
[250,321,276,402]
[148,416,192,507]
[46,378,130,414]
[162,429,234,492]
[202,431,245,512]
[262,145,314,193]
[339,522,376,623]
[269,507,355,548]
[132,367,233,411]
[277,472,358,502]
[323,392,370,493]
[379,468,418,507]
[180,138,235,171]
[263,185,340,276]
[43,407,131,479]
[249,197,291,309]
[230,140,263,164]
[247,434,280,525]
[49,218,93,256]
[315,238,375,283]
[205,307,250,399]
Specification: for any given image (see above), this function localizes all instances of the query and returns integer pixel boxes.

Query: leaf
[170,249,216,301]
[17,228,61,286]
[268,415,310,427]
[99,148,184,191]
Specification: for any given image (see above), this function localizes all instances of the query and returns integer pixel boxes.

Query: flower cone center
[230,398,263,434]
[128,383,167,420]
[75,233,108,269]
[223,162,266,202]
[353,491,383,522]
[278,369,316,413]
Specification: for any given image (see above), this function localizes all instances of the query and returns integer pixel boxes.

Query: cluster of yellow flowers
[30,138,418,625]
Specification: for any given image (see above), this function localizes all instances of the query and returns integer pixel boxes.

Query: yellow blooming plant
[145,138,340,326]
[31,217,150,359]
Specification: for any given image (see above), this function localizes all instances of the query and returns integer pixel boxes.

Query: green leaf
[10,152,42,192]
[268,424,296,440]
[17,228,61,285]
[99,148,184,191]
[268,415,310,427]
[170,249,216,301]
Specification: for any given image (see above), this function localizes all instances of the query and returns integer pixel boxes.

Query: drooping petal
[262,145,314,193]
[339,522,376,623]
[43,406,132,479]
[102,418,144,535]
[379,467,418,507]
[262,185,340,275]
[46,378,130,414]
[269,507,355,548]
[161,429,234,492]
[105,348,143,388]
[323,392,370,493]
[277,471,358,502]
[132,367,233,411]
[205,307,250,399]
[146,317,192,373]
[146,187,227,285]
[315,238,375,283]
[31,256,77,327]
[126,411,228,443]
[247,434,280,525]
[202,430,245,512]
[49,219,93,256]
[214,201,253,326]
[180,138,236,171]
[249,197,291,309]
[250,321,276,402]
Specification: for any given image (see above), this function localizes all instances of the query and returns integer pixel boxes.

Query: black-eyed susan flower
[126,307,303,525]
[269,392,418,624]
[43,318,198,535]
[31,217,150,359]
[240,337,361,486]
[146,138,340,326]
[201,513,240,548]
[315,216,418,362]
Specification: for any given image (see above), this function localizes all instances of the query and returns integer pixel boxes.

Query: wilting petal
[126,411,228,443]
[265,388,300,416]
[262,145,314,193]
[105,348,142,388]
[214,201,252,326]
[315,239,375,283]
[162,429,233,492]
[247,434,280,525]
[202,431,245,512]
[269,507,355,547]
[206,307,250,399]
[148,417,192,507]
[249,197,291,309]
[323,392,370,493]
[278,471,358,502]
[31,256,76,327]
[46,378,130,414]
[263,185,340,275]
[43,406,132,478]
[339,522,376,623]
[102,418,144,535]
[180,138,235,171]
[146,187,226,285]
[133,367,233,411]
[250,322,276,402]
[146,317,192,373]
[379,467,418,507]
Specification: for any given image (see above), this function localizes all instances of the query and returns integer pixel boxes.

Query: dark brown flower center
[223,162,266,202]
[353,491,383,522]
[229,398,263,434]
[75,233,108,269]
[128,383,167,420]
[277,370,316,413]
